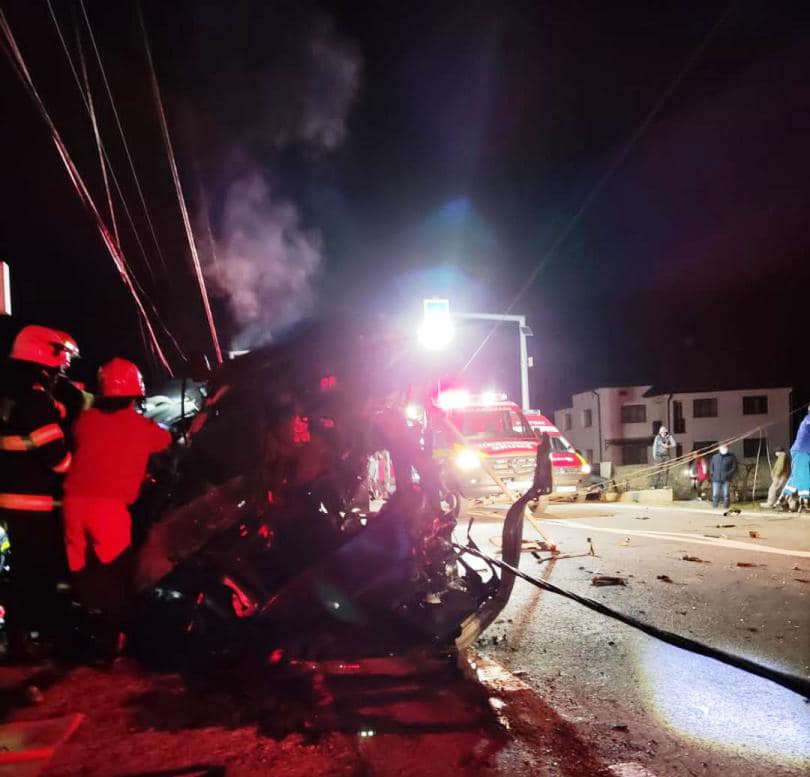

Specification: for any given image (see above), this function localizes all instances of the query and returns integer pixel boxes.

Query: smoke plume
[204,174,322,350]
[199,13,361,348]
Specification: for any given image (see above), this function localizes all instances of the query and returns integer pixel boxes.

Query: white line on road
[543,520,810,559]
[607,764,659,777]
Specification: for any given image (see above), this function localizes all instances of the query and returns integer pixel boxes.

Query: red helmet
[98,358,145,398]
[11,325,79,369]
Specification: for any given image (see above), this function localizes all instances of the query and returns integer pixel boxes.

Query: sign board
[0,262,10,316]
[423,297,450,320]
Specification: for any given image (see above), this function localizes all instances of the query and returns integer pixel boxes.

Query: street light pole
[453,312,533,411]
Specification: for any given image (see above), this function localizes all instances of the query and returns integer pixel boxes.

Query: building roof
[643,384,792,398]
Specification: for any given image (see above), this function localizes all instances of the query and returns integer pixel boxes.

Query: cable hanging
[78,0,169,274]
[137,1,223,365]
[44,0,189,365]
[0,8,173,374]
[462,5,733,375]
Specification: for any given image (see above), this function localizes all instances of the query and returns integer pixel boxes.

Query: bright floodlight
[418,297,454,350]
[417,317,454,350]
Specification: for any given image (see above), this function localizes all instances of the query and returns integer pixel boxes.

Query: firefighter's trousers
[0,508,69,647]
[62,496,134,644]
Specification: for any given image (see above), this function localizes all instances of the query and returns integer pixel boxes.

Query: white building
[554,385,793,467]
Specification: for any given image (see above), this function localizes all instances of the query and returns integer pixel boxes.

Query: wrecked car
[131,319,526,676]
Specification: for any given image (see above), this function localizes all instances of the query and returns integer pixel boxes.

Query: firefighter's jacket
[0,361,71,513]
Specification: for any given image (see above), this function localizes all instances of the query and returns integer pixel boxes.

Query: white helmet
[659,426,668,435]
[718,445,729,455]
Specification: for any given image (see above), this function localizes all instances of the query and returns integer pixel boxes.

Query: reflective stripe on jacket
[0,360,72,503]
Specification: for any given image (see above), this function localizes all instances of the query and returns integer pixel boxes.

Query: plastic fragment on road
[0,714,83,769]
[591,575,627,587]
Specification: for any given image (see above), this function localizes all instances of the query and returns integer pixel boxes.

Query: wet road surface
[470,501,810,776]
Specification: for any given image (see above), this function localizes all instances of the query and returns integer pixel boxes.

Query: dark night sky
[1,0,808,411]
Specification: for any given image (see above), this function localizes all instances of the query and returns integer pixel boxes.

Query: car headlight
[580,462,592,474]
[455,448,482,471]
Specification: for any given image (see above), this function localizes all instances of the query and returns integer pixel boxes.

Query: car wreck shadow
[124,660,508,744]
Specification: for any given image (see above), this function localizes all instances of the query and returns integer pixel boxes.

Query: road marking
[544,520,810,558]
[607,764,659,777]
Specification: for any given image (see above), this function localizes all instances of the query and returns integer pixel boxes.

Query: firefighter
[62,358,171,659]
[0,325,78,660]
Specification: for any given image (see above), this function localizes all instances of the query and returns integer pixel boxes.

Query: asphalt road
[468,501,810,777]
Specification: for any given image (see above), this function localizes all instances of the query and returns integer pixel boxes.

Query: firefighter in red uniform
[0,325,78,660]
[62,358,171,657]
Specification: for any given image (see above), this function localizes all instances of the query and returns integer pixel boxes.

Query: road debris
[633,516,650,520]
[619,537,631,546]
[724,508,741,516]
[748,530,760,538]
[794,578,810,584]
[681,555,708,563]
[715,523,736,528]
[656,574,673,583]
[612,724,629,732]
[591,575,627,587]
[736,562,764,568]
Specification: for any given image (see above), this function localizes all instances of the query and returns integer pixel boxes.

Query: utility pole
[453,312,533,410]
[0,261,11,316]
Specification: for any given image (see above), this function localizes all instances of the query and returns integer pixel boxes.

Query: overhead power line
[44,0,188,364]
[462,4,734,375]
[78,0,169,274]
[137,1,223,365]
[0,8,173,374]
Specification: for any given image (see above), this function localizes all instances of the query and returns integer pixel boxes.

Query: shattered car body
[131,320,525,673]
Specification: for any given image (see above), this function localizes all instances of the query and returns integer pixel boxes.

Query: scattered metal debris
[591,576,627,587]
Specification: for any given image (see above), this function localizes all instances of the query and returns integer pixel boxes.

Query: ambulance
[524,410,591,498]
[430,391,541,510]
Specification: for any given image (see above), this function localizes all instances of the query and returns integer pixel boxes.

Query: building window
[564,413,572,431]
[693,398,718,418]
[621,404,646,423]
[673,400,685,434]
[693,440,717,454]
[586,448,594,463]
[743,395,768,415]
[743,438,766,457]
[622,444,648,465]
[583,409,592,427]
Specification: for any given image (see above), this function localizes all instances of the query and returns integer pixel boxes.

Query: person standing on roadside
[710,444,737,509]
[761,446,791,509]
[652,426,677,489]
